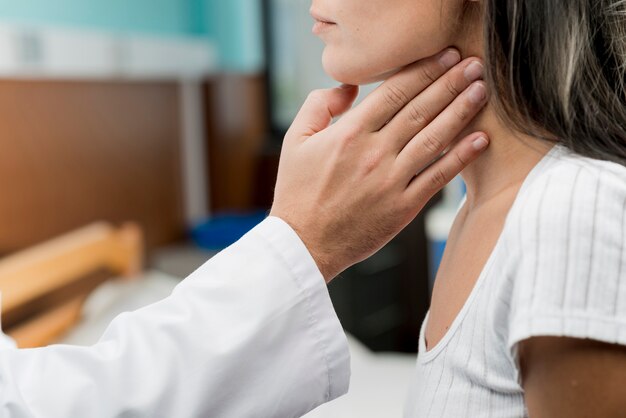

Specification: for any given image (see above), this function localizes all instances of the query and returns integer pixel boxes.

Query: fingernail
[472,136,489,151]
[464,61,484,82]
[439,49,461,69]
[468,82,487,103]
[339,84,352,89]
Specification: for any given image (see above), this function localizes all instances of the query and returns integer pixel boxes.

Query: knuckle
[409,187,429,208]
[429,168,448,190]
[454,150,469,167]
[453,102,471,122]
[407,102,430,126]
[338,125,361,145]
[444,78,461,97]
[395,195,413,215]
[419,64,439,85]
[383,83,409,109]
[362,149,384,174]
[380,173,397,194]
[421,131,444,155]
[307,89,326,103]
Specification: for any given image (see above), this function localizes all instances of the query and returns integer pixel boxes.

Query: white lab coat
[0,217,350,418]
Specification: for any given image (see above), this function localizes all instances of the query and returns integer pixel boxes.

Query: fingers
[382,58,485,152]
[404,132,489,203]
[348,48,461,133]
[287,84,360,140]
[394,80,489,180]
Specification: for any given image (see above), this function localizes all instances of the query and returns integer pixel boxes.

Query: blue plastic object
[428,239,447,283]
[191,210,268,250]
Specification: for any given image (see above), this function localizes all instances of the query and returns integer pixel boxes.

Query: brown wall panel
[204,73,269,211]
[0,80,185,254]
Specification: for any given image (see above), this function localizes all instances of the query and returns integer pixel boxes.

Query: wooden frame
[0,222,143,348]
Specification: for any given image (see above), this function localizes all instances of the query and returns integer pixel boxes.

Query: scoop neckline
[418,143,564,363]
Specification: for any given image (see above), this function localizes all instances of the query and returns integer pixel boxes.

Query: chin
[321,49,403,86]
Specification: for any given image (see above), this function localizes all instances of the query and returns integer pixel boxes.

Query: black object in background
[328,214,433,353]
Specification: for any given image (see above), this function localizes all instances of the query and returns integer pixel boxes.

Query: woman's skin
[271,51,491,281]
[311,0,626,416]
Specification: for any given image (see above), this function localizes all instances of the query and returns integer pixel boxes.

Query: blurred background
[0,1,463,415]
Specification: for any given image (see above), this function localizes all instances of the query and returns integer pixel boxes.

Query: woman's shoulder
[501,145,626,353]
[531,144,625,196]
[510,144,626,236]
[546,144,626,188]
[497,143,626,273]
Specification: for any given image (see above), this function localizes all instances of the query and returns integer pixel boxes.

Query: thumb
[289,84,359,139]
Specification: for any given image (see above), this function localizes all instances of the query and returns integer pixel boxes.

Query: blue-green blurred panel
[188,0,207,34]
[203,0,264,73]
[0,0,266,73]
[0,0,197,34]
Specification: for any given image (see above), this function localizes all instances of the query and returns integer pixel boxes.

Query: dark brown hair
[483,0,626,165]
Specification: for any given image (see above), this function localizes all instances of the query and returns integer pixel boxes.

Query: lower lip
[312,21,336,34]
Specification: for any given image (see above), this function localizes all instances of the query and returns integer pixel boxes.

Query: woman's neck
[454,32,554,211]
[456,103,554,211]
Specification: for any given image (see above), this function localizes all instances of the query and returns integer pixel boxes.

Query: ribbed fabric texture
[403,144,626,417]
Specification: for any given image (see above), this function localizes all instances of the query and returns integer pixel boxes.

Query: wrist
[303,243,336,284]
[269,212,338,283]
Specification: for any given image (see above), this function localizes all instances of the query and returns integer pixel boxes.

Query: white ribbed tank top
[404,144,626,417]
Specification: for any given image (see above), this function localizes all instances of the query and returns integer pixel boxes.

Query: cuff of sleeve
[508,312,626,383]
[253,216,351,401]
[509,312,626,349]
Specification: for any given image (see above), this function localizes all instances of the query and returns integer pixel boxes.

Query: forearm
[0,217,350,418]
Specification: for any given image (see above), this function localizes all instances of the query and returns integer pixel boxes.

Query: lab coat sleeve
[0,216,350,418]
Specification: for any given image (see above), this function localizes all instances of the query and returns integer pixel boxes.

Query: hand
[270,48,490,282]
